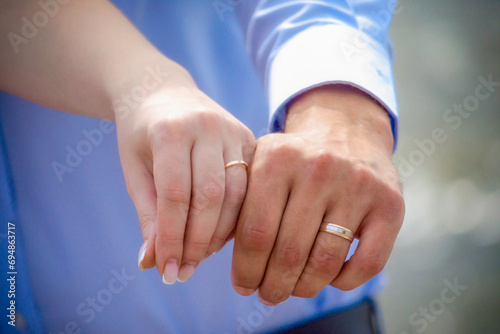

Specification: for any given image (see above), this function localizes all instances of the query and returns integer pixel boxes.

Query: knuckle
[280,267,302,286]
[306,150,336,181]
[197,109,222,131]
[275,244,303,269]
[163,187,190,206]
[344,163,377,198]
[385,187,406,220]
[190,182,224,213]
[358,252,386,277]
[156,232,184,248]
[275,142,298,160]
[351,164,374,188]
[242,144,255,162]
[148,118,181,146]
[255,132,278,146]
[226,182,247,204]
[210,233,227,245]
[138,213,156,232]
[309,246,345,272]
[266,141,295,162]
[242,134,256,161]
[240,224,275,252]
[312,149,336,168]
[186,238,210,252]
[202,182,224,203]
[255,142,296,177]
[241,126,256,145]
[373,184,406,225]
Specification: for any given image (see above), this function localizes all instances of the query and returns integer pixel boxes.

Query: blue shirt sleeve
[235,0,399,145]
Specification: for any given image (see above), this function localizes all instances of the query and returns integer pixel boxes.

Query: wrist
[106,55,196,122]
[285,84,394,155]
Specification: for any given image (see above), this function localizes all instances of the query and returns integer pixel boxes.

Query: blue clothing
[0,1,397,333]
[0,126,44,334]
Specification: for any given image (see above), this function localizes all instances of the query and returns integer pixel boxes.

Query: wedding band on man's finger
[319,222,355,243]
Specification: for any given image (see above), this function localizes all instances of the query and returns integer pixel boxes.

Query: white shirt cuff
[268,24,398,143]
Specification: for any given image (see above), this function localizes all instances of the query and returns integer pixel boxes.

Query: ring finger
[205,153,249,256]
[292,200,365,298]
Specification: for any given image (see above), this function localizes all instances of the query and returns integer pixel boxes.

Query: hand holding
[116,78,255,284]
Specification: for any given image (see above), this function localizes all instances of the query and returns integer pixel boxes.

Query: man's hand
[231,85,405,305]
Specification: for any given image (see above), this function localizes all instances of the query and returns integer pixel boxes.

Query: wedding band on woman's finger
[319,222,354,243]
[224,160,248,170]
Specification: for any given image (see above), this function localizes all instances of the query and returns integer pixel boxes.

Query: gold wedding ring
[319,222,354,242]
[224,160,248,170]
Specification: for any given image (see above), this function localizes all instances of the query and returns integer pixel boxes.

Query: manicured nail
[137,240,148,271]
[162,260,178,285]
[177,264,196,282]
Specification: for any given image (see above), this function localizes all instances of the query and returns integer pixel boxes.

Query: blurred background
[378,0,500,333]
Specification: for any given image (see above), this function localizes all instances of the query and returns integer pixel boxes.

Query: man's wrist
[284,84,394,155]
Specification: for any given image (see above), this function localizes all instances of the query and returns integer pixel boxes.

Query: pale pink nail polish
[162,260,178,285]
[137,240,148,271]
[177,264,196,282]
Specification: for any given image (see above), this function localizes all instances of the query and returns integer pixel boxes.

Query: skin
[231,85,405,304]
[0,0,405,300]
[117,84,255,283]
[0,0,254,284]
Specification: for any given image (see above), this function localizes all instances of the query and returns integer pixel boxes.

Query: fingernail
[162,260,178,285]
[177,263,196,282]
[137,240,148,271]
[234,286,256,296]
[257,292,278,306]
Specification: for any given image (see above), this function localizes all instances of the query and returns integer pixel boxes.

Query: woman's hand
[0,0,257,285]
[116,78,255,284]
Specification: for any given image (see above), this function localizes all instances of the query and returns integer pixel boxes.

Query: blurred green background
[379,0,500,333]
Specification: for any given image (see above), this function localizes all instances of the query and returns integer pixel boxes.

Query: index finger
[154,142,192,284]
[231,161,290,296]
